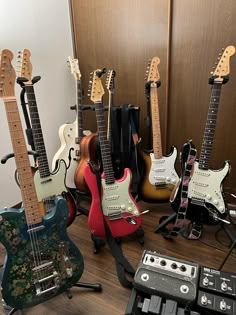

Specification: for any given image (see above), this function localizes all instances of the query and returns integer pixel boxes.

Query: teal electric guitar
[0,49,84,309]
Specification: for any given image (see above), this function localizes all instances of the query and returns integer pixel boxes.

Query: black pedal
[134,250,200,304]
[197,266,236,314]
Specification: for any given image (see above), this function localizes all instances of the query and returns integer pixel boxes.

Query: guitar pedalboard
[125,250,236,315]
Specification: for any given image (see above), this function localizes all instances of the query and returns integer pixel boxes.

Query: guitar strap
[87,161,135,289]
[160,141,202,240]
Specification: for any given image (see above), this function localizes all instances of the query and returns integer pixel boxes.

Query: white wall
[0,0,75,207]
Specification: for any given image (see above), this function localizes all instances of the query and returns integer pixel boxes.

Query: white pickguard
[52,121,91,189]
[34,160,67,202]
[188,161,230,214]
[101,170,139,219]
[149,147,179,186]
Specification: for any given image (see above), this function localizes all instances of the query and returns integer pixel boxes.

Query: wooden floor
[1,199,236,315]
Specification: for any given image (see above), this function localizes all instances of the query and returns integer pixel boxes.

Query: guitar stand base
[154,213,177,234]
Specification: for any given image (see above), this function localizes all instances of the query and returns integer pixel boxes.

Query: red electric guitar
[84,69,142,238]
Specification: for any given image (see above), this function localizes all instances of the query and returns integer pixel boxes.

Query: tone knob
[221,281,228,291]
[127,207,132,212]
[120,204,126,210]
[219,206,224,212]
[203,277,209,287]
[201,295,208,306]
[166,177,170,181]
[206,194,212,200]
[213,199,219,205]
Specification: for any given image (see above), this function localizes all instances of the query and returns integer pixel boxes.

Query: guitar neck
[199,83,222,170]
[107,91,113,140]
[4,97,42,225]
[95,101,115,184]
[24,84,50,178]
[150,85,162,158]
[77,79,84,142]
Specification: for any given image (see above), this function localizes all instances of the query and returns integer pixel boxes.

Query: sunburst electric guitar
[18,49,76,226]
[170,46,236,224]
[84,69,142,238]
[52,56,91,189]
[140,57,179,202]
[0,49,84,309]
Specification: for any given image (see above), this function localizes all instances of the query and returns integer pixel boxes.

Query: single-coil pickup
[104,185,119,190]
[194,171,210,177]
[154,176,166,180]
[192,182,209,187]
[152,159,165,164]
[153,168,165,172]
[192,190,206,198]
[107,205,123,210]
[105,195,119,201]
[191,197,205,206]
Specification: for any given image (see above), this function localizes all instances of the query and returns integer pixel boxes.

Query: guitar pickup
[155,182,167,188]
[108,212,122,220]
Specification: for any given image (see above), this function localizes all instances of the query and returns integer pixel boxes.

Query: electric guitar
[140,57,179,202]
[52,56,91,189]
[0,49,84,309]
[170,46,236,224]
[84,69,142,238]
[18,49,76,226]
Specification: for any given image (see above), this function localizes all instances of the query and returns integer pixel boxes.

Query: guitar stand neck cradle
[0,75,102,315]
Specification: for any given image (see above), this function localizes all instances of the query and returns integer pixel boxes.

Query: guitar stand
[4,282,102,315]
[154,213,177,234]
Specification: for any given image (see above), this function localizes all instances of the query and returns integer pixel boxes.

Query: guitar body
[34,160,76,226]
[74,132,98,192]
[140,146,179,202]
[84,164,142,238]
[52,121,91,189]
[170,160,230,224]
[0,197,84,309]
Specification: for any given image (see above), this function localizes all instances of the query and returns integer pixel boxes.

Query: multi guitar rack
[125,250,236,315]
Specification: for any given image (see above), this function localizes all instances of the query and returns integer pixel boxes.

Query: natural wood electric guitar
[52,56,91,189]
[18,49,76,226]
[170,46,236,225]
[0,49,84,309]
[140,57,179,202]
[84,69,142,238]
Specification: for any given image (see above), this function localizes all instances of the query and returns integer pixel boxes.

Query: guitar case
[110,104,143,199]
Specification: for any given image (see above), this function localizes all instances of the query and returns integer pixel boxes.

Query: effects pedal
[134,250,200,304]
[197,266,236,314]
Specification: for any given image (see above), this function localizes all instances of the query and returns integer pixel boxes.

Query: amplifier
[134,250,200,304]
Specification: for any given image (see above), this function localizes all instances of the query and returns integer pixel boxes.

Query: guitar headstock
[0,49,16,98]
[18,49,32,81]
[89,68,106,103]
[211,46,236,83]
[145,56,160,83]
[68,56,81,80]
[105,70,116,93]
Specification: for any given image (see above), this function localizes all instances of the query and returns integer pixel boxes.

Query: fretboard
[77,79,84,142]
[24,84,50,178]
[199,83,222,170]
[95,101,114,184]
[4,98,42,225]
[150,85,162,158]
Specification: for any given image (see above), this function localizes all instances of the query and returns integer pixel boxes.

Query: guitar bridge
[108,212,122,220]
[191,197,205,206]
[155,182,167,188]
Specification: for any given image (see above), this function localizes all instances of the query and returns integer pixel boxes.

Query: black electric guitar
[0,49,84,309]
[170,46,236,224]
[18,49,76,226]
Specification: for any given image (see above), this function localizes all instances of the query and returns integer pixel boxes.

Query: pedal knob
[203,277,209,287]
[201,294,208,306]
[220,299,227,311]
[213,199,219,205]
[221,281,228,291]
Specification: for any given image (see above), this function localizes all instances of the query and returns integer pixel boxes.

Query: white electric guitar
[171,45,235,225]
[52,56,91,189]
[140,57,179,202]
